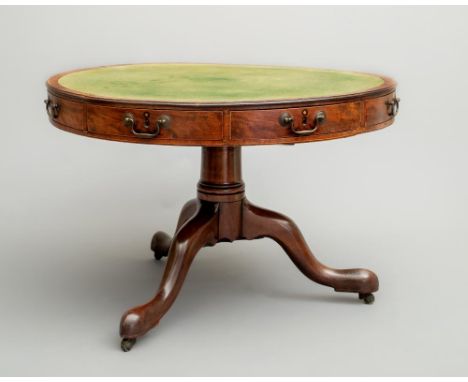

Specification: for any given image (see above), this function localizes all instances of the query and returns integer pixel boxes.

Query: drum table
[45,64,399,351]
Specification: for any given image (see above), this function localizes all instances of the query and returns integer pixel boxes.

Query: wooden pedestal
[119,147,378,351]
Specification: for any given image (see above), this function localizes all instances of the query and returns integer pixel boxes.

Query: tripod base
[119,147,378,351]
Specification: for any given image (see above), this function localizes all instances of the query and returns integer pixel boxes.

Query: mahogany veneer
[45,64,399,352]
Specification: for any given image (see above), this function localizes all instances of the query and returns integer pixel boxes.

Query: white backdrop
[1,6,467,376]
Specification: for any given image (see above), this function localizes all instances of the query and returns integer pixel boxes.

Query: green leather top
[58,64,384,103]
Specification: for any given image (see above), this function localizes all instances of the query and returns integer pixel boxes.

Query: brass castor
[121,337,136,352]
[151,231,172,260]
[359,293,375,304]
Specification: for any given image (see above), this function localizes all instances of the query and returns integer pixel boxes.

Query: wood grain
[46,89,398,146]
[230,101,362,141]
[44,65,396,351]
[122,147,379,345]
[365,92,396,128]
[46,94,85,131]
[46,65,397,146]
[86,104,223,141]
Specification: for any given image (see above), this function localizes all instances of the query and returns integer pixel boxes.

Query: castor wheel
[359,293,375,304]
[151,231,172,260]
[121,337,137,352]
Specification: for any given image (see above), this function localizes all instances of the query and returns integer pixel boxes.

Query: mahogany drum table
[45,63,399,352]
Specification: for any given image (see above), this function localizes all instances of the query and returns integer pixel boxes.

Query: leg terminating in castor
[120,337,136,352]
[151,231,171,260]
[359,293,375,304]
[241,200,379,302]
[120,200,218,351]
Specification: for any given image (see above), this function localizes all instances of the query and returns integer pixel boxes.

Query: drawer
[365,92,397,127]
[86,105,223,141]
[230,102,362,141]
[46,94,85,131]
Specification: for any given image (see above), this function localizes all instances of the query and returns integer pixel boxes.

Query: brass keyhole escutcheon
[143,112,151,129]
[302,109,308,126]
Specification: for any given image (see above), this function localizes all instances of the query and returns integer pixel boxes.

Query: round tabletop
[54,63,386,104]
[45,63,398,146]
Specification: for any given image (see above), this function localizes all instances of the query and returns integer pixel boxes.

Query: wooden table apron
[45,65,398,352]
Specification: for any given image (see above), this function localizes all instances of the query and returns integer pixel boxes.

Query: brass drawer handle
[279,110,326,136]
[386,97,400,117]
[44,98,60,119]
[123,113,170,139]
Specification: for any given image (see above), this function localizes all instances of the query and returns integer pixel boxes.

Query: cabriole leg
[242,200,379,300]
[120,200,218,351]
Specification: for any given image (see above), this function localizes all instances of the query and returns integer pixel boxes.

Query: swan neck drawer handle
[386,97,400,117]
[44,99,60,119]
[123,113,170,139]
[279,110,326,136]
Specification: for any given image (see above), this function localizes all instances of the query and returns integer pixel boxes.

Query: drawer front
[365,92,396,127]
[230,102,362,141]
[87,105,223,141]
[46,94,85,131]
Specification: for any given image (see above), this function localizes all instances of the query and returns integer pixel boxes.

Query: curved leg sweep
[120,200,218,350]
[151,199,199,260]
[242,200,379,296]
[119,147,380,351]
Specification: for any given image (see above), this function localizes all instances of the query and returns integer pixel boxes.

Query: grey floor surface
[1,141,467,376]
